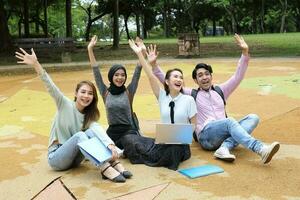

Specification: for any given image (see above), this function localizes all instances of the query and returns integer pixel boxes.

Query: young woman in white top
[128,40,197,170]
[15,48,131,183]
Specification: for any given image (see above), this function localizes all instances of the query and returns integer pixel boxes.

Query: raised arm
[87,35,97,66]
[219,34,250,99]
[87,35,107,97]
[147,44,165,84]
[127,37,147,96]
[127,64,142,96]
[15,48,65,107]
[15,48,43,74]
[235,33,249,56]
[129,39,160,99]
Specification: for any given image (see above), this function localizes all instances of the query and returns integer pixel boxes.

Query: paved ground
[0,57,300,200]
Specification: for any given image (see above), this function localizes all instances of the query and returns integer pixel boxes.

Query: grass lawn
[1,32,299,66]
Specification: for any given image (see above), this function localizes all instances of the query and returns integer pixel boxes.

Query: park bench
[178,33,200,57]
[13,37,75,51]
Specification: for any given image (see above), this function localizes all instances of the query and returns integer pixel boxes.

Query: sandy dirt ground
[0,57,300,200]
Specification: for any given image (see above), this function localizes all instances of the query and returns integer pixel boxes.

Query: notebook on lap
[78,137,123,166]
[155,123,194,144]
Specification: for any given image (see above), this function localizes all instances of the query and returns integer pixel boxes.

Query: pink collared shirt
[152,54,250,136]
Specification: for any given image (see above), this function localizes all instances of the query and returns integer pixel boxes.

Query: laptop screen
[155,123,194,144]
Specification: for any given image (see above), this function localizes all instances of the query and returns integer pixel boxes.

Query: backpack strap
[212,85,226,106]
[212,85,227,117]
[191,86,226,105]
[191,86,227,118]
[191,88,199,101]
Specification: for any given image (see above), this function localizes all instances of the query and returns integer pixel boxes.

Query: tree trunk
[260,0,265,33]
[296,14,300,32]
[142,14,147,39]
[66,0,72,37]
[35,2,39,34]
[136,13,140,37]
[85,20,92,42]
[18,20,22,38]
[279,0,288,33]
[124,15,130,40]
[0,0,13,52]
[224,6,237,34]
[212,18,216,36]
[44,0,48,37]
[112,0,119,49]
[24,0,30,37]
[163,0,170,38]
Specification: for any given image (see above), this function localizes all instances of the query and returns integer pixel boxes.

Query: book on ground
[178,164,224,179]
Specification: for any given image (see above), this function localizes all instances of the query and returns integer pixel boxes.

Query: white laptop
[155,123,194,144]
[78,137,123,166]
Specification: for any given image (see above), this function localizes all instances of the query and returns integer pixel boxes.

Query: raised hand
[135,37,147,53]
[15,48,43,74]
[15,48,38,65]
[128,39,143,54]
[147,44,159,66]
[88,35,97,50]
[234,33,249,56]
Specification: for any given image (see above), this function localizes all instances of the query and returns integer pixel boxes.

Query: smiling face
[194,68,212,90]
[75,84,94,112]
[112,68,126,87]
[165,70,184,94]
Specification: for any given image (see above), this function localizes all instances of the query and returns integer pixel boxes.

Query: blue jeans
[48,129,100,171]
[198,114,263,153]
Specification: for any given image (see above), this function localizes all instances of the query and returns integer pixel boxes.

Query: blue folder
[178,164,224,179]
[78,137,123,166]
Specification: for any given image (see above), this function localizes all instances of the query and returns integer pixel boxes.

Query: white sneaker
[214,147,236,162]
[259,142,280,164]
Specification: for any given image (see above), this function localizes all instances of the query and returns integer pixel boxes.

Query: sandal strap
[111,161,121,168]
[101,165,113,174]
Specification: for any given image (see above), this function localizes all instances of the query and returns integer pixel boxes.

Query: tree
[279,0,288,33]
[112,0,119,49]
[76,0,112,41]
[0,0,13,52]
[66,0,72,37]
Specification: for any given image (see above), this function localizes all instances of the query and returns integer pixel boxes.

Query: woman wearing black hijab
[88,36,142,148]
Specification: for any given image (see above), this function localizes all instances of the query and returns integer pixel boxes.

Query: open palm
[147,44,158,64]
[135,37,146,52]
[129,39,143,54]
[234,33,248,50]
[15,48,38,65]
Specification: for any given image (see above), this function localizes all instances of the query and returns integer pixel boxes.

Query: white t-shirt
[158,89,197,124]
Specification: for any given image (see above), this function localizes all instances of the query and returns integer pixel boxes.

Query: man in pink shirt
[149,34,280,164]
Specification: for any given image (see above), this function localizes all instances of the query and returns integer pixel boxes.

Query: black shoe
[101,165,126,183]
[122,170,133,179]
[111,161,133,179]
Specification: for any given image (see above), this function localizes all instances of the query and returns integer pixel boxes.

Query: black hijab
[107,64,127,95]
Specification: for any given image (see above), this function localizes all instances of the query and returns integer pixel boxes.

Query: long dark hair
[164,68,184,95]
[74,81,100,130]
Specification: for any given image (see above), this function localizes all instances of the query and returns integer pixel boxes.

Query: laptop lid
[155,123,194,144]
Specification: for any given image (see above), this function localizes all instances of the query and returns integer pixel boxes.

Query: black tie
[169,101,175,124]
